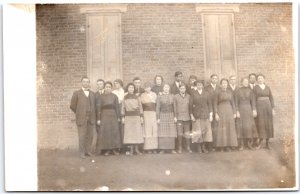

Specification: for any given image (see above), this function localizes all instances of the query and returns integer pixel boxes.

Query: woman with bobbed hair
[253,74,275,149]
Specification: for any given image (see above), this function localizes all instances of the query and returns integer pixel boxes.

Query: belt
[257,97,269,101]
[102,105,114,110]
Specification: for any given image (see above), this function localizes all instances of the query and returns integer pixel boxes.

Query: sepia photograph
[3,1,298,191]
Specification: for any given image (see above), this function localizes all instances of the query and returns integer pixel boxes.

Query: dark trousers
[77,121,94,155]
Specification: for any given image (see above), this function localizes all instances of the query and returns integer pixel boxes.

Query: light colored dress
[140,91,158,150]
[121,94,144,144]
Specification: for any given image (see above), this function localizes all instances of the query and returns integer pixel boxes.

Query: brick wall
[36,3,294,149]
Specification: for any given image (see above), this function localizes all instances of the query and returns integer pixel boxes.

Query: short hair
[133,77,141,82]
[81,76,90,82]
[104,81,113,87]
[114,79,123,87]
[97,79,105,83]
[175,71,183,77]
[194,79,205,86]
[249,73,257,79]
[220,78,229,85]
[189,75,197,80]
[210,74,218,79]
[126,83,135,91]
[256,73,265,79]
[154,75,164,84]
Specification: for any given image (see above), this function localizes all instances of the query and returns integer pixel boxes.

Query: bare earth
[38,140,295,191]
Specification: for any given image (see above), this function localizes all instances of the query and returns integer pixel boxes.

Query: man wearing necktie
[70,77,96,159]
[170,71,184,95]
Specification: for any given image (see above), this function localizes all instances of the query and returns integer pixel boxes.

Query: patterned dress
[140,91,158,150]
[214,89,238,147]
[236,87,258,138]
[253,85,275,138]
[97,93,121,150]
[156,93,177,149]
[121,94,144,144]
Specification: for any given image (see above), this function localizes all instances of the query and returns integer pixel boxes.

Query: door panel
[203,13,236,80]
[87,14,122,91]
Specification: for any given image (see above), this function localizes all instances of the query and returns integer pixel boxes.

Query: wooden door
[202,13,237,80]
[87,13,122,91]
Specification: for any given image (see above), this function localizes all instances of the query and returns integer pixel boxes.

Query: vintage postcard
[3,1,298,191]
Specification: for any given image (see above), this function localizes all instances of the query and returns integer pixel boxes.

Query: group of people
[70,71,275,159]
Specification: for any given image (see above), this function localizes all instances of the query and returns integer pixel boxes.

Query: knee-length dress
[253,85,275,138]
[96,93,121,150]
[156,93,177,149]
[121,94,144,144]
[140,91,158,150]
[236,87,258,138]
[214,89,238,147]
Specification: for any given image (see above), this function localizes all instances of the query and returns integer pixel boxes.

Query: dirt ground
[38,140,296,191]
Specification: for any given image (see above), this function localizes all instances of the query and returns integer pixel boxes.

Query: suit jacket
[186,84,197,95]
[170,81,183,95]
[190,90,212,119]
[204,84,221,114]
[70,89,96,126]
[228,85,238,106]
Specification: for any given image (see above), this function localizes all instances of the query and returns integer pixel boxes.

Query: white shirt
[82,87,89,97]
[112,88,125,104]
[211,83,216,90]
[230,84,236,91]
[176,81,181,88]
[197,89,202,95]
[98,90,104,95]
[249,83,255,89]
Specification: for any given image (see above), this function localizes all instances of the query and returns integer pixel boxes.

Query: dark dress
[228,85,239,138]
[96,92,121,150]
[253,85,275,138]
[214,89,238,147]
[236,87,258,138]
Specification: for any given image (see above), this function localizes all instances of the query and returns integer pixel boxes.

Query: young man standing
[204,74,221,151]
[174,84,192,153]
[70,77,96,159]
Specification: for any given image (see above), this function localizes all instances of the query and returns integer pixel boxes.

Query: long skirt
[123,115,144,144]
[98,109,121,150]
[215,102,238,147]
[158,112,177,149]
[191,119,213,143]
[256,99,274,138]
[158,137,175,150]
[237,102,258,138]
[211,114,218,147]
[143,111,158,150]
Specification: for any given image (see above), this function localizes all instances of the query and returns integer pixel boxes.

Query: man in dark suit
[204,74,221,151]
[170,71,184,95]
[70,77,96,159]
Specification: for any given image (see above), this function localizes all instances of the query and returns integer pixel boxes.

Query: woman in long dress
[151,75,164,96]
[96,81,121,156]
[253,74,275,149]
[214,79,238,152]
[156,84,177,154]
[236,77,258,150]
[140,82,158,154]
[121,83,144,155]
